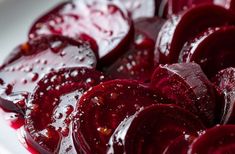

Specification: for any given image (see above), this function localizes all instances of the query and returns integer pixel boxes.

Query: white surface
[0,0,61,153]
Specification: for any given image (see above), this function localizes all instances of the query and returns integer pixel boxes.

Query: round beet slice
[155,4,235,65]
[24,67,107,153]
[213,67,235,124]
[107,104,205,154]
[150,63,217,126]
[72,79,168,153]
[105,30,155,82]
[29,0,133,66]
[134,17,166,41]
[163,135,196,154]
[0,35,96,115]
[188,125,235,154]
[180,26,235,78]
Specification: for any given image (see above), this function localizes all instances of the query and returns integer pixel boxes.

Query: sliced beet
[105,30,155,82]
[107,104,205,154]
[134,17,166,41]
[24,67,107,153]
[29,0,133,66]
[188,125,235,154]
[163,135,196,154]
[155,4,235,65]
[213,67,235,124]
[72,79,168,153]
[120,0,168,19]
[180,26,235,78]
[0,35,96,115]
[150,63,216,126]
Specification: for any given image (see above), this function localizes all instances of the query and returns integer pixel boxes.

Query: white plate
[0,1,61,153]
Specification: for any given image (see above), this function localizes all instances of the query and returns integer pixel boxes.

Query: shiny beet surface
[0,35,96,116]
[107,104,205,154]
[180,26,235,78]
[188,125,235,154]
[29,0,133,66]
[151,63,217,126]
[163,135,196,154]
[24,67,107,153]
[105,30,155,82]
[72,79,169,153]
[213,68,235,124]
[155,4,235,65]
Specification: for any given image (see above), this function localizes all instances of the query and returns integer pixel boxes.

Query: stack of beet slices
[1,0,235,153]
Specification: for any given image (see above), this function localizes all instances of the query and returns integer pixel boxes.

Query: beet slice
[134,17,166,41]
[0,35,96,116]
[29,0,133,66]
[188,125,235,154]
[105,30,155,82]
[72,79,168,153]
[180,26,235,78]
[107,104,205,154]
[150,63,216,126]
[24,67,107,153]
[155,4,235,65]
[163,135,196,154]
[213,67,235,124]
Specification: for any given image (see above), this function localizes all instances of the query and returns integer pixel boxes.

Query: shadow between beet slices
[72,79,171,153]
[107,104,205,154]
[24,67,107,153]
[29,0,133,66]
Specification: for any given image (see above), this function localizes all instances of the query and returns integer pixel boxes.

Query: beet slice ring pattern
[213,67,235,124]
[150,63,216,126]
[180,26,235,78]
[24,67,107,153]
[107,104,205,154]
[0,35,96,116]
[72,79,168,153]
[105,30,155,82]
[188,125,235,154]
[155,4,235,65]
[29,0,133,66]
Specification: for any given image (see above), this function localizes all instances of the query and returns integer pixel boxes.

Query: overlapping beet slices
[29,0,133,66]
[25,67,107,153]
[2,0,235,154]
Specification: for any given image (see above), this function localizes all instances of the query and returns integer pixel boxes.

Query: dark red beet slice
[72,79,168,153]
[213,67,235,124]
[188,125,235,154]
[29,0,133,66]
[105,30,155,82]
[155,4,235,65]
[24,67,107,153]
[120,0,168,19]
[150,63,216,126]
[0,35,96,116]
[180,26,235,78]
[107,104,205,154]
[134,17,166,41]
[163,135,196,154]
